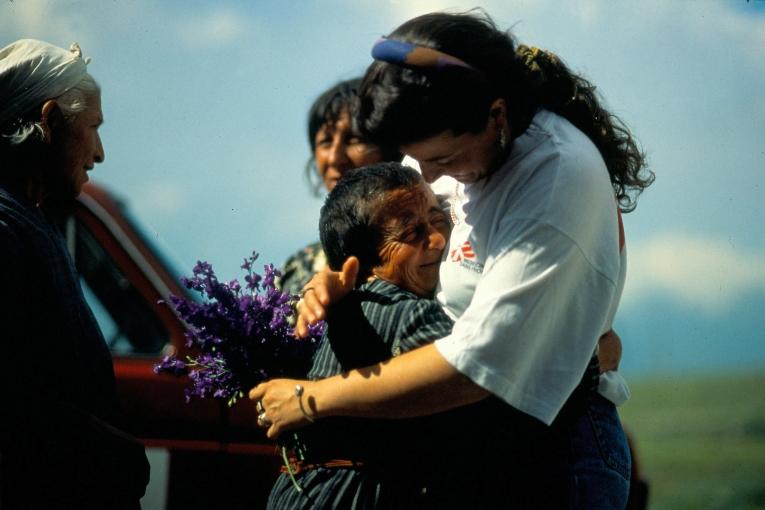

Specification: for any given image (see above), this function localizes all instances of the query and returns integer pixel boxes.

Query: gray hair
[1,73,100,146]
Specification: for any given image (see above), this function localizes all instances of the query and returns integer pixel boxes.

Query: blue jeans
[484,393,631,509]
[570,394,632,509]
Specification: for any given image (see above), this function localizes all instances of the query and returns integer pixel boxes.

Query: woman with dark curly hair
[254,11,653,508]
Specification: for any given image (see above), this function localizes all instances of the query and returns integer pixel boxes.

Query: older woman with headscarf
[0,39,149,510]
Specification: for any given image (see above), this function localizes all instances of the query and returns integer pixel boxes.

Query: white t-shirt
[404,109,629,425]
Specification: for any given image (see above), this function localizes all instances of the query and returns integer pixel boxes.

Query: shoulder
[510,110,605,171]
[477,112,619,273]
[353,279,417,318]
[0,186,42,242]
[356,280,450,326]
[533,110,608,189]
[491,110,614,223]
[357,279,437,310]
[277,241,326,294]
[358,280,453,347]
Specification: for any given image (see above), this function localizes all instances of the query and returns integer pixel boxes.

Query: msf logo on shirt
[450,242,476,262]
[450,241,483,274]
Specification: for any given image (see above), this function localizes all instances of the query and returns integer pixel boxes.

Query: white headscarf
[0,39,90,128]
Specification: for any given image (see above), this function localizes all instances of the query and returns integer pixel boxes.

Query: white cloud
[623,232,765,313]
[174,8,247,48]
[0,0,153,55]
[1,0,89,46]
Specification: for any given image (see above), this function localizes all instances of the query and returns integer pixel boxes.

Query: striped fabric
[268,279,454,509]
[308,279,453,380]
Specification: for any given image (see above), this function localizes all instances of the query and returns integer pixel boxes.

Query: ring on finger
[299,286,315,298]
[257,412,270,427]
[255,400,264,414]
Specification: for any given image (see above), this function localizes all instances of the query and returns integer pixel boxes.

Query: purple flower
[244,273,262,291]
[155,251,322,407]
[154,355,188,376]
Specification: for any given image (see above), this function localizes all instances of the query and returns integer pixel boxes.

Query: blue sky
[2,0,764,378]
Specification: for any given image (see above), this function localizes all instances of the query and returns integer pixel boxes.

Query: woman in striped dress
[268,163,548,509]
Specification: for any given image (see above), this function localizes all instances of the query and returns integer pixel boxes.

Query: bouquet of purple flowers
[155,251,323,406]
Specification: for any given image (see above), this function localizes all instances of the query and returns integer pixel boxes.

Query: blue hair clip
[371,37,475,71]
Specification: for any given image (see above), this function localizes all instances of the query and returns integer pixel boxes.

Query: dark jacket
[0,183,149,510]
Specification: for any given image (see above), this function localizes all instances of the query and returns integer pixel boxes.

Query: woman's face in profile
[372,183,450,297]
[314,111,384,191]
[48,94,105,199]
[400,100,508,185]
[401,126,498,185]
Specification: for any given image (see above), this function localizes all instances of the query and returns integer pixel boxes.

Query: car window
[68,216,169,356]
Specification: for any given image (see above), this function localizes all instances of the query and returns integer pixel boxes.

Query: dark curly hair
[358,11,653,212]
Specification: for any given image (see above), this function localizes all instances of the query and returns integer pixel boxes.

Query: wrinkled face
[400,123,500,185]
[372,183,450,297]
[50,94,105,198]
[314,111,384,191]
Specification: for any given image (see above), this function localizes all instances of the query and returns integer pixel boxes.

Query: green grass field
[619,371,765,510]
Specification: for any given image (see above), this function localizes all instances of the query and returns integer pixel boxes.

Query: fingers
[307,273,331,308]
[340,256,359,290]
[251,383,277,434]
[256,411,270,428]
[295,313,310,339]
[301,286,327,320]
[294,258,359,335]
[597,329,622,373]
[295,293,324,337]
[248,383,265,401]
[599,328,622,344]
[295,275,330,332]
[248,379,316,439]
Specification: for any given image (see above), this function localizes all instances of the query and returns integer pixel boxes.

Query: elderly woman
[252,11,653,509]
[278,78,400,295]
[0,39,148,509]
[268,162,545,509]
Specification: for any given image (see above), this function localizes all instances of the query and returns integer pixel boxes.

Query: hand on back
[295,256,360,337]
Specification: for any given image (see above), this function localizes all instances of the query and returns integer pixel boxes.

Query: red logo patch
[450,241,476,262]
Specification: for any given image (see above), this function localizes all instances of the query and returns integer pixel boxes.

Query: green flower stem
[280,446,303,493]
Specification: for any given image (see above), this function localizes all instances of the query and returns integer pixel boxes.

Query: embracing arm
[294,256,621,372]
[249,343,489,439]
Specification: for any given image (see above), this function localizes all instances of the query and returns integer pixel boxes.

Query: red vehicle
[70,182,281,510]
[70,182,648,510]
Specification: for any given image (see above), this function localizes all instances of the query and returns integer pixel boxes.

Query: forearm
[311,343,490,419]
